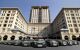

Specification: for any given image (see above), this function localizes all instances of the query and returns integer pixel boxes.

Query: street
[0,44,80,50]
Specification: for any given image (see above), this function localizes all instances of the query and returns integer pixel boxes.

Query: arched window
[3,35,8,40]
[72,35,76,40]
[77,36,80,41]
[64,36,69,40]
[19,36,23,40]
[11,35,15,40]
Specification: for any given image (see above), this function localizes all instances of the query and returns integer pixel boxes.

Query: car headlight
[43,42,46,44]
[63,41,66,43]
[69,41,72,44]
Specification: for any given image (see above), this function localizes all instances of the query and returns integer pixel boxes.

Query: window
[11,14,15,16]
[0,21,3,23]
[7,28,10,31]
[3,11,6,13]
[8,11,11,13]
[68,24,72,27]
[16,19,18,21]
[71,14,74,16]
[75,10,78,13]
[1,14,5,16]
[2,28,5,32]
[14,26,18,29]
[5,21,8,23]
[9,21,13,23]
[12,10,16,13]
[74,24,77,27]
[15,22,17,25]
[66,14,69,16]
[17,16,19,18]
[3,24,7,27]
[70,28,73,32]
[68,21,71,23]
[10,17,14,19]
[77,17,80,19]
[0,17,4,19]
[8,24,12,27]
[72,17,75,19]
[76,14,79,16]
[6,17,9,19]
[67,17,70,19]
[7,14,10,16]
[73,20,76,23]
[70,10,73,13]
[75,28,79,33]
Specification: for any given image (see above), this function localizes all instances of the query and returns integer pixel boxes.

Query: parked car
[46,39,59,47]
[72,40,79,45]
[0,41,3,44]
[7,40,16,45]
[22,39,33,47]
[13,40,22,46]
[67,40,73,46]
[2,40,10,45]
[67,40,79,45]
[57,40,68,46]
[31,39,46,48]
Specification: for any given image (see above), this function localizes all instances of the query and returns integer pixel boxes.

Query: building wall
[29,6,50,23]
[27,23,49,36]
[0,8,27,41]
[52,8,80,40]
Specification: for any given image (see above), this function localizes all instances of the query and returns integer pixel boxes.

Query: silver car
[22,39,33,47]
[13,40,22,46]
[58,40,68,46]
[31,39,46,48]
[72,40,79,45]
[67,40,79,45]
[46,39,59,47]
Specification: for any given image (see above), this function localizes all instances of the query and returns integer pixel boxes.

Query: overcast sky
[0,0,80,22]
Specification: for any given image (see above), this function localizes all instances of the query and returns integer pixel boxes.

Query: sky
[0,0,80,22]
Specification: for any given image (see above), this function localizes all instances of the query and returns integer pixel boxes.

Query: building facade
[0,8,27,41]
[29,6,50,23]
[52,8,80,40]
[1,7,80,41]
[27,23,50,38]
[28,6,51,39]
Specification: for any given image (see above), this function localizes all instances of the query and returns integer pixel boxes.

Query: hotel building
[0,8,27,41]
[27,6,50,39]
[52,8,80,40]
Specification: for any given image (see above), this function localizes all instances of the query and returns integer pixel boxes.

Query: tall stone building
[52,8,80,40]
[29,6,50,23]
[0,8,27,41]
[28,6,50,38]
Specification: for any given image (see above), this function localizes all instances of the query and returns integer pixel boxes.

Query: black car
[22,39,33,47]
[31,39,46,48]
[46,39,59,47]
[57,40,68,46]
